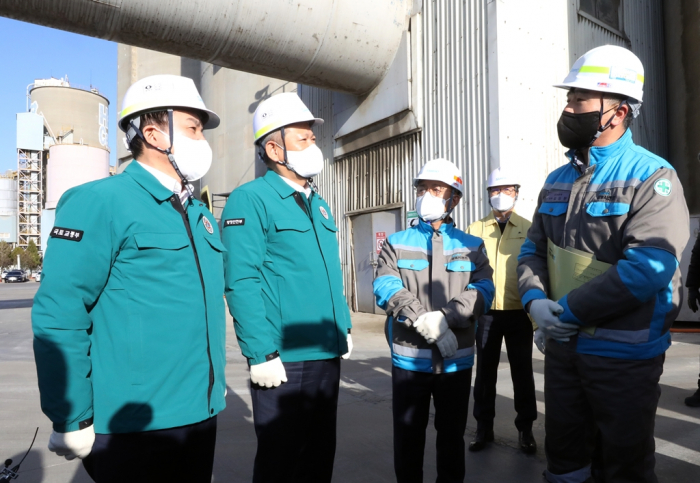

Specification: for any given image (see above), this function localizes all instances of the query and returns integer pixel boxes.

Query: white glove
[529,299,578,340]
[534,329,546,354]
[48,425,95,460]
[414,311,449,343]
[342,334,353,360]
[436,329,458,358]
[250,357,287,388]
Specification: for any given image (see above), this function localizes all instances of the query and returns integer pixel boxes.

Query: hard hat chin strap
[127,109,193,200]
[590,95,626,146]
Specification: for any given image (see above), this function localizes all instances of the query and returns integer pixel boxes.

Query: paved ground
[1,282,699,482]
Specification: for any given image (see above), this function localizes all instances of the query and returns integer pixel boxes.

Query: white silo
[0,176,18,245]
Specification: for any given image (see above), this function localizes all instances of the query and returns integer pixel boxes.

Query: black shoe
[686,388,700,407]
[468,428,494,452]
[519,429,537,454]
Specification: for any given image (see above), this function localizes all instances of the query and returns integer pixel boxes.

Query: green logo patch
[654,179,672,197]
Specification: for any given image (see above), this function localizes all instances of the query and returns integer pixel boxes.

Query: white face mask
[490,193,516,212]
[279,143,324,178]
[416,192,447,222]
[158,128,213,181]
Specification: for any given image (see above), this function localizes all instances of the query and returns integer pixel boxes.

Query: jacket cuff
[557,294,582,325]
[441,305,468,328]
[249,347,279,365]
[53,414,94,433]
[522,289,547,312]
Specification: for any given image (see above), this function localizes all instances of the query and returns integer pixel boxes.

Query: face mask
[556,104,619,150]
[158,128,213,181]
[490,193,515,212]
[416,192,447,222]
[281,144,324,178]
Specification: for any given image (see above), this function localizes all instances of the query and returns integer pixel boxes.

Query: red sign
[376,232,387,254]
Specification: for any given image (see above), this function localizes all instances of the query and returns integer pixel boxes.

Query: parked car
[5,270,27,283]
[1,270,7,281]
[34,271,42,282]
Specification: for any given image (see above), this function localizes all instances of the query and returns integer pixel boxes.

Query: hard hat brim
[552,81,643,103]
[118,105,221,133]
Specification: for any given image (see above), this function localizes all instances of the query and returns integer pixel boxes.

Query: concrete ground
[1,282,699,482]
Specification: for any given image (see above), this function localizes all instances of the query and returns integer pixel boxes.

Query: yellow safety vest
[467,211,531,311]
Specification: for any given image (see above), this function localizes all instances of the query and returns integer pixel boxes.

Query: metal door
[351,209,402,314]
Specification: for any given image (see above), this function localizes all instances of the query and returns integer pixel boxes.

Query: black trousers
[251,358,340,483]
[544,338,664,483]
[392,365,471,483]
[473,309,537,431]
[82,416,217,483]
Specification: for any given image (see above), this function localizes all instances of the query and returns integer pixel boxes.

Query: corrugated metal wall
[421,0,490,229]
[568,0,668,158]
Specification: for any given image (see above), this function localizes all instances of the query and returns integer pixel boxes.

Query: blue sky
[0,18,117,174]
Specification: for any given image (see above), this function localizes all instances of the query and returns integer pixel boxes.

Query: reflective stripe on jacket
[373,220,495,374]
[517,129,689,360]
[467,211,531,311]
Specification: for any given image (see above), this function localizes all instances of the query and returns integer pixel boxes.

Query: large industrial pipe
[0,0,411,96]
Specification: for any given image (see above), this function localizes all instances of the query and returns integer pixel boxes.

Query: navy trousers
[473,309,537,431]
[82,416,217,483]
[392,365,471,483]
[544,338,664,483]
[250,358,340,483]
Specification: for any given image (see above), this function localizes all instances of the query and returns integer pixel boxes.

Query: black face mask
[556,102,621,150]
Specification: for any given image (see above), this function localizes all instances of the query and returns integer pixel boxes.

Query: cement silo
[27,80,111,253]
[0,176,18,246]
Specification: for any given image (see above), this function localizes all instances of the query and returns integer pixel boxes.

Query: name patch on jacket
[50,227,84,242]
[544,190,570,203]
[224,218,245,227]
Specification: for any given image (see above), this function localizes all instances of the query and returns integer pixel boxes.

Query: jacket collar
[124,161,176,202]
[484,210,522,227]
[565,128,633,168]
[263,169,298,199]
[417,218,454,235]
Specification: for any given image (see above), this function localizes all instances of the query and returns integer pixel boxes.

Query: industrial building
[14,77,110,253]
[1,0,697,320]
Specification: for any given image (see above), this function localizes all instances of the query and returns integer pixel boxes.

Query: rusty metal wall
[568,0,668,158]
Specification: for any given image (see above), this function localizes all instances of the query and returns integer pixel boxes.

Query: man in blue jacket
[32,75,227,483]
[222,93,352,483]
[519,46,689,483]
[374,159,495,483]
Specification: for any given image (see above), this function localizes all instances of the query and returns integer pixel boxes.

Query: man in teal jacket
[32,75,227,483]
[222,93,352,483]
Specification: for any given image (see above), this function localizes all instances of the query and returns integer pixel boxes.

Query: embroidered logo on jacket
[654,179,672,197]
[50,227,84,242]
[319,206,329,219]
[225,218,245,227]
[203,217,214,234]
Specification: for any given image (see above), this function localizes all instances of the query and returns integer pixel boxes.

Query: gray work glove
[688,287,700,313]
[529,299,578,340]
[534,329,546,354]
[414,311,449,344]
[435,329,458,358]
[48,425,95,460]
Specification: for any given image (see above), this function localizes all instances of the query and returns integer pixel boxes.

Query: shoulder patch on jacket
[654,179,672,197]
[50,227,84,241]
[225,218,245,227]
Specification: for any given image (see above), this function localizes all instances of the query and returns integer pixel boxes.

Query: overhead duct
[0,0,412,95]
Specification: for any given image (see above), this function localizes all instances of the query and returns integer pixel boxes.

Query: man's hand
[529,299,578,340]
[436,329,458,358]
[688,287,700,313]
[48,425,95,460]
[413,311,449,343]
[250,357,287,388]
[534,329,546,354]
[342,334,353,360]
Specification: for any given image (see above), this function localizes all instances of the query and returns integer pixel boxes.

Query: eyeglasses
[489,187,516,196]
[416,186,450,197]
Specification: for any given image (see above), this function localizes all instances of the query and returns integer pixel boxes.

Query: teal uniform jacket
[32,161,227,434]
[222,170,352,365]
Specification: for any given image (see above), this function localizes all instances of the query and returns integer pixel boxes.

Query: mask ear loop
[443,188,458,221]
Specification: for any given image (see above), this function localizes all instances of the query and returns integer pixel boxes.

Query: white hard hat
[118,75,220,132]
[413,158,463,194]
[253,92,323,143]
[486,168,520,189]
[554,45,644,102]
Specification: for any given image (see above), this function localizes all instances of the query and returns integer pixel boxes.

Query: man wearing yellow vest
[466,168,538,454]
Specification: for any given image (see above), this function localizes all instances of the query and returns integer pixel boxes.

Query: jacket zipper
[170,196,215,413]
